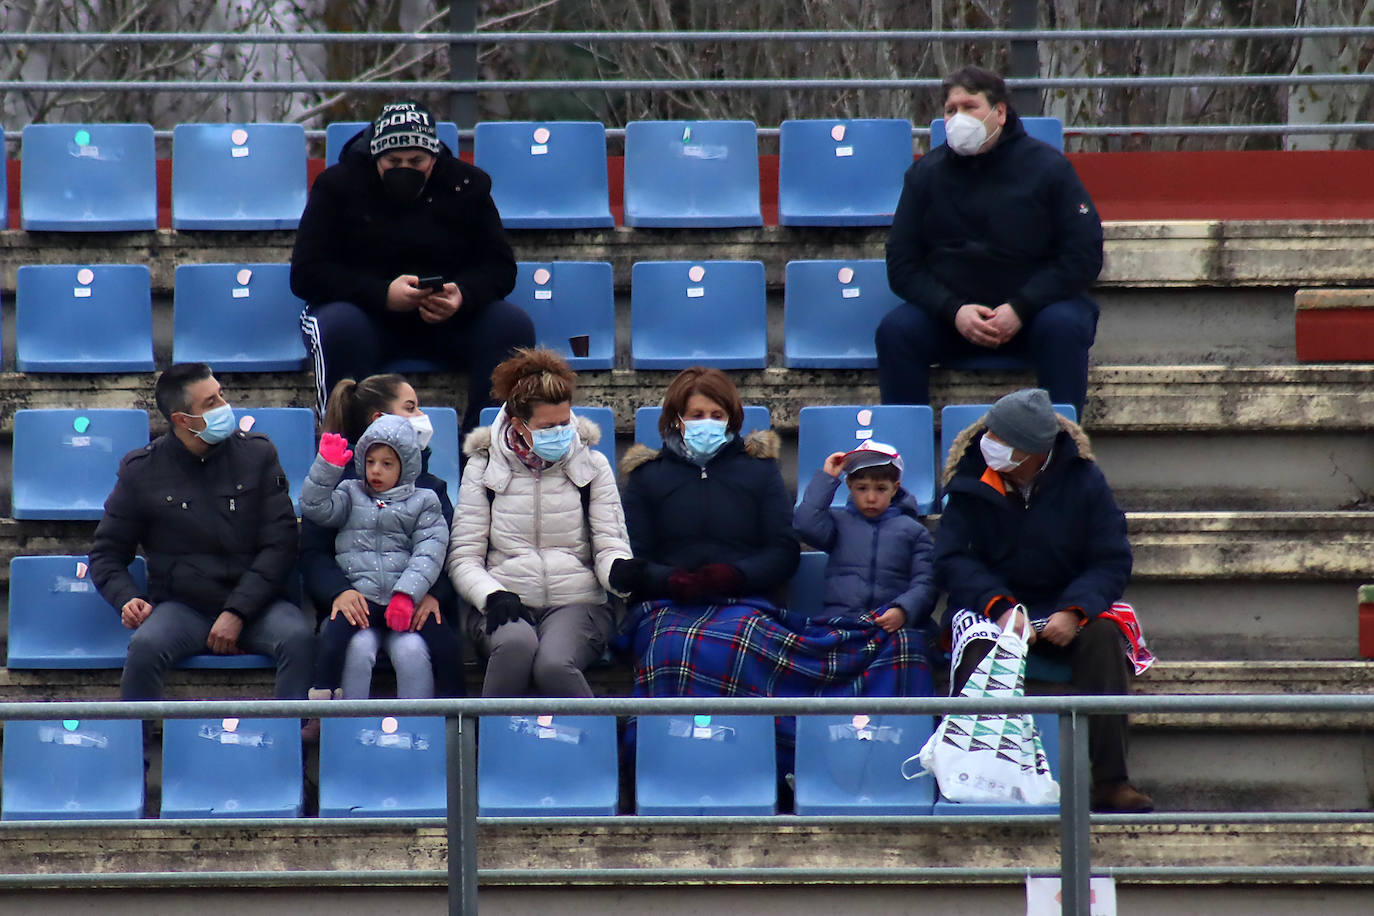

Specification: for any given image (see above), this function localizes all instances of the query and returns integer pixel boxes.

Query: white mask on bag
[945,110,1000,156]
[980,435,1025,473]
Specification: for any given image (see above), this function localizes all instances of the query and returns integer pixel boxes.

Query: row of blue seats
[8,403,1074,521]
[0,710,1062,820]
[3,259,936,374]
[0,117,1065,231]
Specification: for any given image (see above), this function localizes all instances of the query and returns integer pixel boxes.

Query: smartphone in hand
[415,275,446,291]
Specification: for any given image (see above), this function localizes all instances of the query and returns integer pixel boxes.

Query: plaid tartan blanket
[622,599,932,699]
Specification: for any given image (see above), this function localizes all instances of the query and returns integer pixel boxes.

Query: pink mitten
[385,592,415,632]
[318,432,353,467]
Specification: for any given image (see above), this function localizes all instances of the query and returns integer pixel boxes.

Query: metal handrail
[1,27,1373,44]
[4,693,1374,915]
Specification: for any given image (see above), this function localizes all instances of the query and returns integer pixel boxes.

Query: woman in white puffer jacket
[448,348,633,697]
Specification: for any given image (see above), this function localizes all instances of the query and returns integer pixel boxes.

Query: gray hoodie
[300,414,448,604]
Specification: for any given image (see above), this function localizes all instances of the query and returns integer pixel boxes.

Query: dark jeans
[121,599,314,700]
[951,616,1131,785]
[315,599,466,697]
[875,297,1098,418]
[301,298,534,434]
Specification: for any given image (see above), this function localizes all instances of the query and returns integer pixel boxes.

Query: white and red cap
[840,440,903,478]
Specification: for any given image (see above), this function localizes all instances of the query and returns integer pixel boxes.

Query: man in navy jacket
[936,388,1151,812]
[879,66,1103,417]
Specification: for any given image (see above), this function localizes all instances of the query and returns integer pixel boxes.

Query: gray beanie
[984,388,1060,454]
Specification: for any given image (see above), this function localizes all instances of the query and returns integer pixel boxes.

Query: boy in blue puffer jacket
[793,440,937,632]
[301,414,449,699]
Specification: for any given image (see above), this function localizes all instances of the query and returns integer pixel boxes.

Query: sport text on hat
[370,101,441,158]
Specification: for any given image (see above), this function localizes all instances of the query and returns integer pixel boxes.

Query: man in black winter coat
[90,364,313,700]
[878,67,1103,417]
[936,388,1152,813]
[291,100,534,433]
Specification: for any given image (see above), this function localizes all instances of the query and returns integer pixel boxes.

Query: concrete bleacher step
[0,511,1368,662]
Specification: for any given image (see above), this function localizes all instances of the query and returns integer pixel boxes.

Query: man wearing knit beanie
[291,100,534,436]
[934,387,1153,813]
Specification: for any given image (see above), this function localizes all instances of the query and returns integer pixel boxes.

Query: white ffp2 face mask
[980,435,1025,473]
[407,413,434,450]
[945,110,1000,156]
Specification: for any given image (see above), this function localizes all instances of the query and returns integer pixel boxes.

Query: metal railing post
[1058,712,1092,916]
[447,713,479,915]
[448,1,479,129]
[1010,0,1041,115]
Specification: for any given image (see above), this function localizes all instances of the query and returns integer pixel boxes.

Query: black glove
[484,590,530,636]
[609,557,647,595]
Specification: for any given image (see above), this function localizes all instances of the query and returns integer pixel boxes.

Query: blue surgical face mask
[529,423,574,462]
[187,402,235,445]
[680,416,730,460]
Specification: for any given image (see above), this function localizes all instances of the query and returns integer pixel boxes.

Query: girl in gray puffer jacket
[301,414,449,696]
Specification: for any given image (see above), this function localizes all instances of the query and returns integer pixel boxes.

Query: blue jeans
[875,297,1099,417]
[301,298,534,434]
[121,599,314,700]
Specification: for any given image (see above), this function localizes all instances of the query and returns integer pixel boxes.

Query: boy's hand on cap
[822,452,847,478]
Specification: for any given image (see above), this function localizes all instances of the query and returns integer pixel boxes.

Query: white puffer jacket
[447,407,632,614]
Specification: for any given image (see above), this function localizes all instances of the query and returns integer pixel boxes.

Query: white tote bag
[905,608,1059,805]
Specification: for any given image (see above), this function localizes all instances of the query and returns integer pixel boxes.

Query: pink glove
[385,592,414,632]
[318,432,353,467]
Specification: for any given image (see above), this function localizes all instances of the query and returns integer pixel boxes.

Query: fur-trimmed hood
[619,428,781,478]
[942,413,1094,488]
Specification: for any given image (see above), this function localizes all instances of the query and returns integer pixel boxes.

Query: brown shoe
[1091,781,1154,812]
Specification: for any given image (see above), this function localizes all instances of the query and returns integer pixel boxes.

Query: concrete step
[4,219,1372,291]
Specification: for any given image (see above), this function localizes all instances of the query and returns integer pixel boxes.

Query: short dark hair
[155,363,213,421]
[658,367,745,440]
[942,66,1009,108]
[848,463,900,485]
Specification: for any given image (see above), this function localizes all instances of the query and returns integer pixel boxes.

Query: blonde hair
[489,348,577,420]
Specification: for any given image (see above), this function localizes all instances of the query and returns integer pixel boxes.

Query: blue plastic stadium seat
[423,406,460,499]
[479,405,615,468]
[12,409,148,520]
[21,123,157,231]
[234,407,315,515]
[7,555,143,669]
[796,405,936,514]
[509,261,614,369]
[931,713,1061,815]
[783,260,902,368]
[478,715,618,816]
[783,550,827,620]
[938,403,1077,477]
[636,714,776,815]
[172,124,306,230]
[794,714,937,815]
[172,264,309,371]
[631,261,766,369]
[2,719,145,820]
[16,264,153,372]
[633,405,770,450]
[778,119,913,226]
[324,120,461,167]
[160,717,303,817]
[623,121,762,228]
[319,716,447,817]
[929,116,1064,151]
[474,122,613,229]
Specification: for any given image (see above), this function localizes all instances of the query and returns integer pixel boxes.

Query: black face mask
[381,166,427,202]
